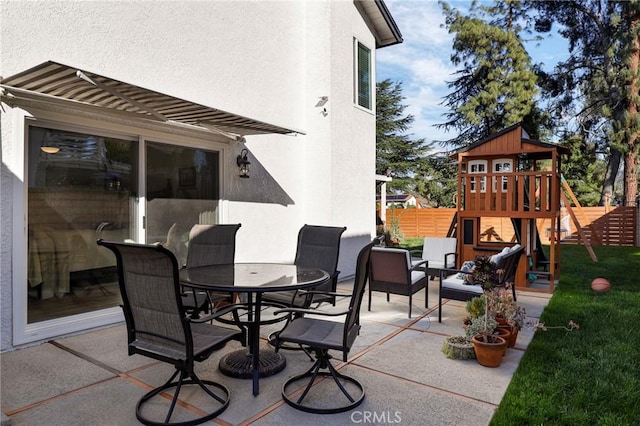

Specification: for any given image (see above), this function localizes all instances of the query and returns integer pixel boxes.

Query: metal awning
[0,61,302,139]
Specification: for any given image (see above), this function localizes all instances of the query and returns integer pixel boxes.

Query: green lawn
[489,244,640,425]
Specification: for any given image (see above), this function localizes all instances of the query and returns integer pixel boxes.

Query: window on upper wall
[492,159,513,192]
[355,39,372,110]
[468,160,487,193]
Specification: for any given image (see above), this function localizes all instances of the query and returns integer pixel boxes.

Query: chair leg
[408,295,412,318]
[136,367,230,426]
[425,286,428,308]
[282,348,365,414]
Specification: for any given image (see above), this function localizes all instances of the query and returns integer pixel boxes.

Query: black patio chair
[272,240,375,413]
[263,224,346,308]
[368,247,429,318]
[264,225,345,352]
[438,244,524,322]
[97,240,243,426]
[182,224,241,317]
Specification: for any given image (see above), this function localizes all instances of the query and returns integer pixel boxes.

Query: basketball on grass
[591,277,611,292]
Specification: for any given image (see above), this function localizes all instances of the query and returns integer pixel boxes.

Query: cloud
[376,0,459,145]
[377,0,567,147]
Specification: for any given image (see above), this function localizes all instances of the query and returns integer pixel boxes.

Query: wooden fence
[384,206,638,247]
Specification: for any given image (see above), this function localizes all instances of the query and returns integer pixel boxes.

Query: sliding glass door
[27,125,138,323]
[25,126,221,327]
[145,141,220,267]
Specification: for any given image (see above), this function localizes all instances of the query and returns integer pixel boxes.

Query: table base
[219,348,286,379]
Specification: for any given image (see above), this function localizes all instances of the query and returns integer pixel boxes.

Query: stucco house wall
[0,0,399,350]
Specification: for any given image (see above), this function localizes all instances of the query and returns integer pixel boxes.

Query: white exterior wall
[329,1,379,275]
[0,0,381,350]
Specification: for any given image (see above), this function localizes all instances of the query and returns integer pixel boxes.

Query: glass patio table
[179,263,329,396]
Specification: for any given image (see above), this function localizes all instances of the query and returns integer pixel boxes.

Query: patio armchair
[272,241,375,413]
[264,224,346,353]
[368,247,429,318]
[97,240,244,425]
[263,224,346,309]
[410,237,457,279]
[182,224,241,317]
[438,244,524,322]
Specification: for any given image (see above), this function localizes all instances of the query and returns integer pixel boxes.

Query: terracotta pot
[495,315,508,326]
[471,335,507,367]
[497,325,518,347]
[494,327,511,355]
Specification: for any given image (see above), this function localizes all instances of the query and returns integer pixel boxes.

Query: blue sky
[376,0,568,150]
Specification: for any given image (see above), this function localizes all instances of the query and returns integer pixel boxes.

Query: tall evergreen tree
[531,0,639,206]
[413,155,458,207]
[437,0,541,147]
[376,79,431,194]
[561,130,606,206]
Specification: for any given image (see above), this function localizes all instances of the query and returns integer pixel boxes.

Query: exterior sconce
[316,96,329,116]
[236,148,251,178]
[41,146,60,154]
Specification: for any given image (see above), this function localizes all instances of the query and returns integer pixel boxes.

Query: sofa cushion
[441,275,483,295]
[373,247,411,267]
[456,260,476,279]
[414,237,457,269]
[490,246,511,265]
[410,270,427,284]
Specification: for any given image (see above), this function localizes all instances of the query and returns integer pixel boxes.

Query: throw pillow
[490,247,511,265]
[456,260,476,279]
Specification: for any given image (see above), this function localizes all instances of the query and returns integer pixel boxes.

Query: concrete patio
[1,280,551,425]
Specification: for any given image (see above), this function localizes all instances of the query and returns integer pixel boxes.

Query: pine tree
[414,155,458,208]
[437,0,541,147]
[376,79,431,194]
[532,0,639,206]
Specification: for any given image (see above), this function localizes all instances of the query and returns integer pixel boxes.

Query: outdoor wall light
[41,146,60,154]
[236,148,251,178]
[316,96,329,116]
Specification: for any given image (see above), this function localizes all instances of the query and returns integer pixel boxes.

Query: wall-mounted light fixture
[236,148,251,178]
[40,130,60,154]
[41,146,60,154]
[316,96,329,116]
[315,96,328,107]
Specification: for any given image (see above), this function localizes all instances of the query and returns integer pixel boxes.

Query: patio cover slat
[1,61,302,138]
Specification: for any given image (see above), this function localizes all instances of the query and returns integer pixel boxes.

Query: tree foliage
[376,79,431,194]
[437,0,542,147]
[561,132,606,206]
[376,79,458,207]
[414,155,458,208]
[435,0,639,206]
[531,0,639,206]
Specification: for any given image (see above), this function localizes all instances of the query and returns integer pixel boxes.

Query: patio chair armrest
[298,290,352,298]
[409,249,423,258]
[189,303,244,323]
[409,259,428,272]
[272,307,351,317]
[439,267,471,279]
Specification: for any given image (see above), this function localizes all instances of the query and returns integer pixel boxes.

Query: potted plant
[441,335,476,360]
[464,296,485,325]
[467,255,508,367]
[487,285,526,347]
[441,296,485,361]
[383,216,404,247]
